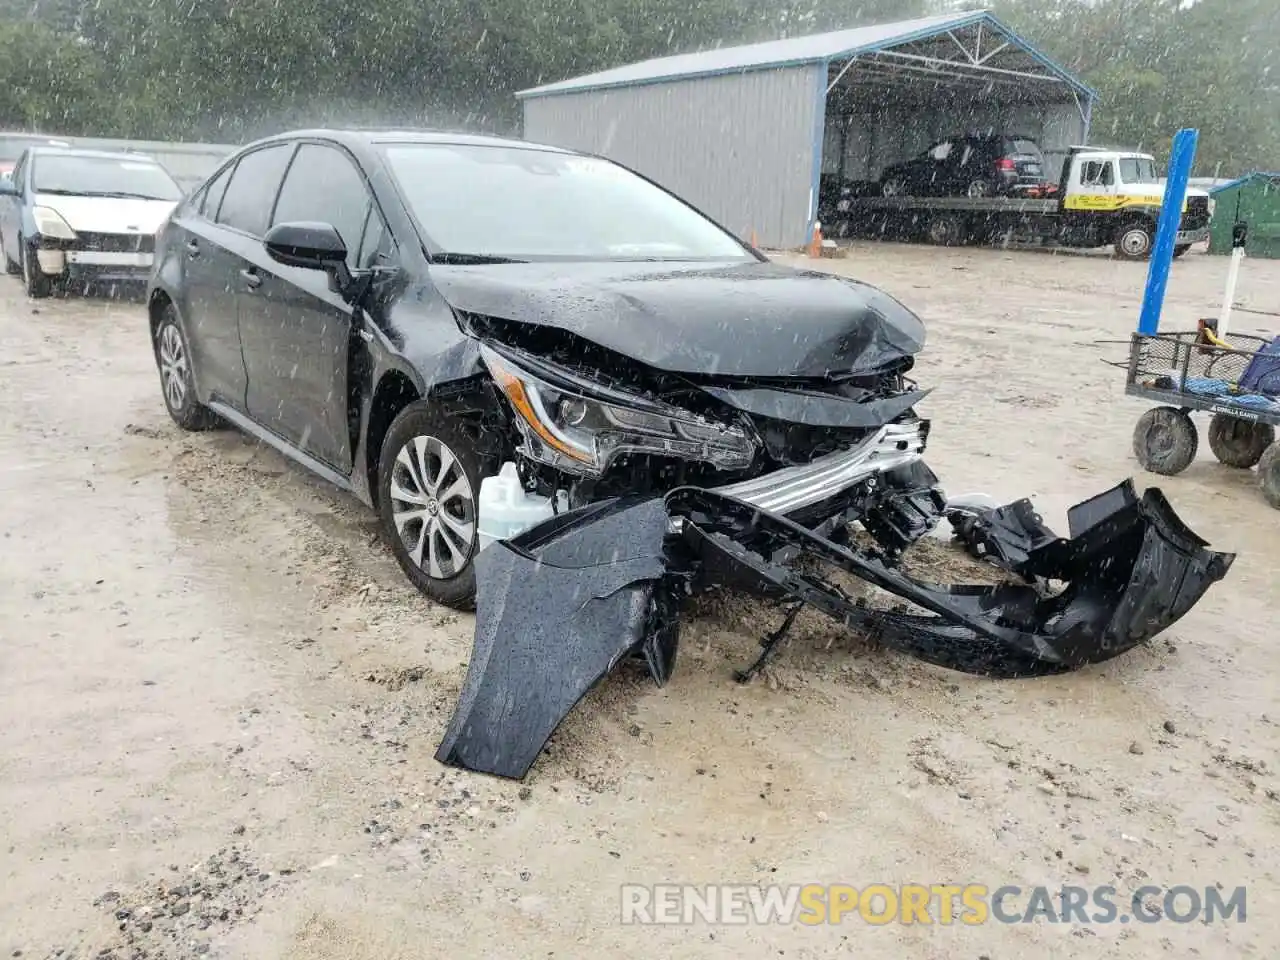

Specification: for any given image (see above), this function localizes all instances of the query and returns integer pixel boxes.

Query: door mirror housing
[264,221,348,270]
[0,174,19,197]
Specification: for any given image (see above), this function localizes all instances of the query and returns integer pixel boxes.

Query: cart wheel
[1207,413,1274,468]
[1133,407,1198,475]
[1258,443,1280,509]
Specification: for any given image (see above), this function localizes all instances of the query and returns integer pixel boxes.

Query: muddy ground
[1,243,1277,959]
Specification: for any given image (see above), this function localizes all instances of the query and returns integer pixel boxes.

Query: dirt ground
[1,243,1278,959]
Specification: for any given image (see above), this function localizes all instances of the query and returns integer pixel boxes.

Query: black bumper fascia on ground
[436,480,1233,780]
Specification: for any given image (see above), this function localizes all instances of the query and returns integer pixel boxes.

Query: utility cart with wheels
[1124,328,1280,507]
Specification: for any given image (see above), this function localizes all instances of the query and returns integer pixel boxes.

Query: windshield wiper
[34,189,168,200]
[431,252,528,265]
[88,191,168,200]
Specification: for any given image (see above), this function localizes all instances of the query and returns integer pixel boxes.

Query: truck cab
[1056,147,1214,259]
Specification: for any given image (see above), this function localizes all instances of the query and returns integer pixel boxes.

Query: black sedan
[146,129,934,609]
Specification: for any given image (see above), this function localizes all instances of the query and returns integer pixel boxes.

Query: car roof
[27,146,163,162]
[239,127,574,157]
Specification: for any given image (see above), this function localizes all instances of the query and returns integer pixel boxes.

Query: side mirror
[264,221,348,271]
[0,175,18,198]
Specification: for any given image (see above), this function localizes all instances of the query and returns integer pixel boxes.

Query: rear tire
[1258,443,1280,509]
[1207,413,1273,468]
[1115,221,1155,261]
[154,304,221,431]
[1,232,18,275]
[966,178,994,199]
[1133,406,1197,475]
[20,238,52,298]
[377,399,495,610]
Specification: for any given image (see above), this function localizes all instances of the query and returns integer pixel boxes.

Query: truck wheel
[927,215,964,246]
[1133,406,1197,475]
[1115,221,1155,260]
[966,178,994,199]
[1208,413,1273,468]
[1258,443,1280,509]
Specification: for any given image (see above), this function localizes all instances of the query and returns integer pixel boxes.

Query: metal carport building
[518,10,1096,249]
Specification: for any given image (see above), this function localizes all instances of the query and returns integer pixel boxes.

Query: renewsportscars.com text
[620,883,1247,926]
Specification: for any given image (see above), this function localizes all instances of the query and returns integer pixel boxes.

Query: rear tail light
[997,157,1016,172]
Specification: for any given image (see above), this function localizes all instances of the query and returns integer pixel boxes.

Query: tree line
[0,0,1275,175]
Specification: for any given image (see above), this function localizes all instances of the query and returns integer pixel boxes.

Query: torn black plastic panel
[434,497,671,781]
[435,481,1233,780]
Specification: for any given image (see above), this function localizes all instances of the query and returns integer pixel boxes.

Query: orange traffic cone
[807,221,823,258]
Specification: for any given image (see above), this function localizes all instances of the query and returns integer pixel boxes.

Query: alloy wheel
[159,322,189,411]
[389,435,476,580]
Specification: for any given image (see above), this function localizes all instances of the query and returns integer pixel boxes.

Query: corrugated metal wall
[827,99,1085,183]
[522,65,823,248]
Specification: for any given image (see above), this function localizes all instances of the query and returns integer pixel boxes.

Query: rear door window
[270,143,372,266]
[216,144,294,236]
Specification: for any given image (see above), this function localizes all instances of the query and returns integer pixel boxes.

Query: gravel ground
[1,243,1277,959]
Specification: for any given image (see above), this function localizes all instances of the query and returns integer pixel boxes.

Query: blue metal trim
[808,62,827,243]
[1209,171,1280,195]
[516,11,1097,102]
[1138,128,1198,336]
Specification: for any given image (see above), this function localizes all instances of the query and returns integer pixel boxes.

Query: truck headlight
[480,343,756,477]
[32,206,77,241]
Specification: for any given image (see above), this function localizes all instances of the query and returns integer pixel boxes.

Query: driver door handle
[239,268,262,290]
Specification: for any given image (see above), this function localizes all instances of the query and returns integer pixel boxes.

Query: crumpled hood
[430,260,926,378]
[33,194,177,234]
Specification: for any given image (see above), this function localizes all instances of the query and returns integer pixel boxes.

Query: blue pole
[1137,127,1198,335]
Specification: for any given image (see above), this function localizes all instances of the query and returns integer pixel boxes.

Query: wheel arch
[363,367,507,507]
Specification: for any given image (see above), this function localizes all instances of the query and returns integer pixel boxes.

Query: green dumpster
[1209,171,1280,259]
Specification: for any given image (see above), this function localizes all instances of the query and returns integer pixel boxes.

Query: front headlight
[480,343,756,477]
[31,206,76,241]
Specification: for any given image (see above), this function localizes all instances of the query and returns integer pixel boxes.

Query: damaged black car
[147,129,1234,782]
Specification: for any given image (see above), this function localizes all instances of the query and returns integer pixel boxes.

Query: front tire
[1258,443,1280,509]
[1115,221,1155,261]
[20,238,52,298]
[378,400,492,610]
[1133,406,1197,475]
[154,304,221,431]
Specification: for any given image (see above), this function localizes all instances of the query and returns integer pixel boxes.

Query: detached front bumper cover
[436,480,1233,780]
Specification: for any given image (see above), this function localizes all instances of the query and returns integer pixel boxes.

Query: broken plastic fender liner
[435,497,669,780]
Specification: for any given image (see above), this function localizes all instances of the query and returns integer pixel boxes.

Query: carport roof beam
[516,10,1097,102]
[867,49,1072,86]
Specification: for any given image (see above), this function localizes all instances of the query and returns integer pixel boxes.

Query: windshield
[1119,157,1161,184]
[31,154,183,201]
[1011,139,1043,159]
[381,143,750,262]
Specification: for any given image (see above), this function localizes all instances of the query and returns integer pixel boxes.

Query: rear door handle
[239,268,262,290]
[185,240,200,257]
